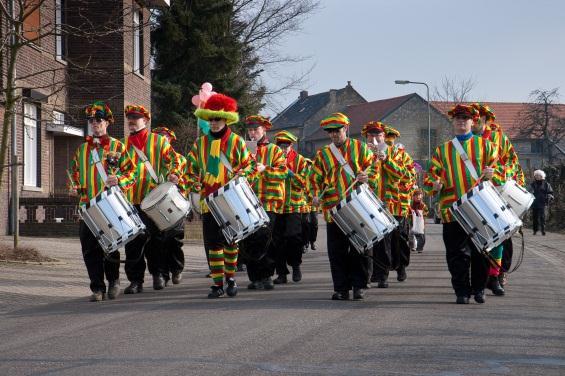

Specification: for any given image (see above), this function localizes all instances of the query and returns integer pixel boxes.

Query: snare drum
[205,176,270,244]
[141,182,191,231]
[451,181,522,252]
[80,186,145,254]
[330,183,398,254]
[497,179,534,218]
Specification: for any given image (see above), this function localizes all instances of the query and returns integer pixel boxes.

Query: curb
[0,259,66,266]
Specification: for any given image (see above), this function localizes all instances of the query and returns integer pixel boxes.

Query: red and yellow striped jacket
[282,149,308,214]
[186,127,254,213]
[174,152,189,197]
[123,132,180,205]
[247,141,288,213]
[70,137,136,205]
[481,123,525,186]
[423,135,503,223]
[310,138,378,222]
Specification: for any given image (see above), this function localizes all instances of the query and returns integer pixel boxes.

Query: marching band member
[122,105,180,294]
[187,93,254,298]
[272,130,308,284]
[471,103,525,292]
[70,101,136,301]
[310,113,377,300]
[151,126,188,286]
[241,115,287,290]
[303,159,319,252]
[362,121,408,288]
[424,104,503,304]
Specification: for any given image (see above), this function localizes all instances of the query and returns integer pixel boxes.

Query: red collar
[129,128,149,150]
[86,134,110,149]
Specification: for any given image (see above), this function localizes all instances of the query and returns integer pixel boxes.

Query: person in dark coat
[529,169,554,236]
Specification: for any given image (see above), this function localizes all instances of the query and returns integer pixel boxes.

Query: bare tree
[432,76,476,103]
[519,88,565,166]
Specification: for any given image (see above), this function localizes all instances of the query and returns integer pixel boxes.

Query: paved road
[1,222,564,376]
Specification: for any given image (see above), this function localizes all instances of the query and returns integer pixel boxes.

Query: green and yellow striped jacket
[282,150,308,214]
[481,123,525,186]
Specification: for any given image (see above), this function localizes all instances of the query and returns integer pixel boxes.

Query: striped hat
[125,104,151,120]
[274,130,298,144]
[361,121,385,137]
[194,93,239,125]
[152,126,177,142]
[320,112,350,130]
[471,102,496,121]
[447,104,479,120]
[384,125,400,137]
[244,115,272,130]
[85,101,114,124]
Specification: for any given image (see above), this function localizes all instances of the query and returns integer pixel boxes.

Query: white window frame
[23,103,39,187]
[55,0,65,60]
[53,110,65,126]
[133,10,142,74]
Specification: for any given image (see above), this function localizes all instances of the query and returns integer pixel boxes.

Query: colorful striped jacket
[247,141,288,213]
[392,147,417,216]
[282,149,309,214]
[174,152,189,198]
[423,135,503,223]
[123,132,180,205]
[186,127,254,213]
[481,123,525,186]
[310,138,378,222]
[70,137,136,206]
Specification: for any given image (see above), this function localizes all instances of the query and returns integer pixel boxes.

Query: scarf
[456,132,473,142]
[129,127,149,151]
[86,134,110,149]
[285,147,298,173]
[204,126,231,189]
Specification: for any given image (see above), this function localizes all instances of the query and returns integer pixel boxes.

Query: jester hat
[320,112,350,130]
[194,93,239,125]
[152,126,177,142]
[361,121,385,137]
[244,115,272,130]
[470,102,496,121]
[274,130,298,144]
[384,125,401,138]
[125,104,151,120]
[447,104,479,120]
[85,101,114,124]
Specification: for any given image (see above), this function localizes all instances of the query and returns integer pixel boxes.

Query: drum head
[141,182,173,210]
[190,192,202,214]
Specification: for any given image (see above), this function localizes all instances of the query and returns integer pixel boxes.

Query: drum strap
[219,152,234,173]
[133,146,160,183]
[329,143,355,178]
[452,138,480,181]
[90,148,108,184]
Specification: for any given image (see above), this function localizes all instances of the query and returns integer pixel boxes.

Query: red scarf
[285,147,298,173]
[129,128,149,150]
[86,134,110,149]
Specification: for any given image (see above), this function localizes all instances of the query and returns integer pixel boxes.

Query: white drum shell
[498,179,534,218]
[452,181,522,252]
[205,176,270,244]
[141,182,191,231]
[80,186,145,254]
[330,184,398,253]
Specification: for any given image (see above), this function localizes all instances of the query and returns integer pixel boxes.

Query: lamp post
[395,79,432,208]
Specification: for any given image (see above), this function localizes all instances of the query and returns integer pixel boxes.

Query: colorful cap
[471,102,496,121]
[194,93,239,125]
[274,130,298,144]
[361,121,385,137]
[320,112,350,130]
[125,104,151,120]
[384,125,400,137]
[244,115,272,130]
[152,126,177,142]
[447,104,479,120]
[85,101,114,124]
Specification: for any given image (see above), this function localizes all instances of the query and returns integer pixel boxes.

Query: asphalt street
[0,221,564,376]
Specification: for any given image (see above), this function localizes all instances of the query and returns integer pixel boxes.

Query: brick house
[0,0,169,236]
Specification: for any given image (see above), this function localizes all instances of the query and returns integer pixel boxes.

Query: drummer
[272,130,308,285]
[241,115,287,290]
[470,103,524,294]
[187,93,254,298]
[151,126,188,286]
[423,104,503,304]
[122,105,181,294]
[70,101,136,301]
[310,113,377,300]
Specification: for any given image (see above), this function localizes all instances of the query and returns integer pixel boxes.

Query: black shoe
[417,250,423,253]
[487,276,505,296]
[237,264,246,272]
[377,280,389,288]
[397,267,407,282]
[474,290,486,304]
[107,281,120,300]
[302,245,309,254]
[310,242,316,250]
[226,278,238,297]
[208,285,224,298]
[152,274,165,290]
[292,266,302,282]
[542,231,546,236]
[353,288,365,300]
[456,296,470,304]
[262,277,275,290]
[247,280,264,290]
[273,274,287,284]
[498,272,508,288]
[124,282,143,294]
[533,231,537,235]
[331,291,350,300]
[172,272,182,285]
[89,291,105,302]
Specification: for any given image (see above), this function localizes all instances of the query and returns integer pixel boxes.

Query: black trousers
[274,212,304,275]
[124,205,164,283]
[371,232,392,281]
[307,211,318,243]
[240,211,277,282]
[532,207,546,233]
[392,216,410,271]
[202,212,230,251]
[327,222,371,292]
[443,222,488,297]
[501,238,513,272]
[161,221,185,280]
[79,221,120,293]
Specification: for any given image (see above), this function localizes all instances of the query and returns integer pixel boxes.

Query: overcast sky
[261,0,565,117]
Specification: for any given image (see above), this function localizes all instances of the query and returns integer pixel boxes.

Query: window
[531,140,544,153]
[23,0,41,43]
[133,9,144,74]
[24,103,40,187]
[53,110,65,126]
[55,0,66,59]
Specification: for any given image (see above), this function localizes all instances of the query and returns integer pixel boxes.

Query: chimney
[347,81,352,87]
[300,90,308,99]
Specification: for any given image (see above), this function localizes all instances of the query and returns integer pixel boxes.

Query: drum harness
[452,138,524,273]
